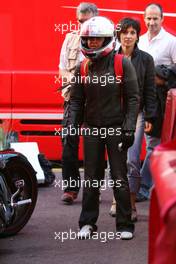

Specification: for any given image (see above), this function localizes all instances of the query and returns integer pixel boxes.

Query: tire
[0,157,38,237]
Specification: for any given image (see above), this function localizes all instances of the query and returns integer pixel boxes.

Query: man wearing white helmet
[68,16,140,240]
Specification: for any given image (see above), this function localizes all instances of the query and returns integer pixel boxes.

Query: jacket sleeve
[122,58,140,132]
[59,33,72,72]
[68,65,85,127]
[143,54,157,122]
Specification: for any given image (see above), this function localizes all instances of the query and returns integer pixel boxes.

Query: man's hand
[61,85,71,101]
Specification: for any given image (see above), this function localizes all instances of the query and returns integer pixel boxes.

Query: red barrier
[149,141,176,264]
[149,89,176,264]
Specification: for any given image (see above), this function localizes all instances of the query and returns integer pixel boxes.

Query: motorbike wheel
[0,157,38,237]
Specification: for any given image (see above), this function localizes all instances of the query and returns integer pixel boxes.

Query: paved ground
[0,170,149,264]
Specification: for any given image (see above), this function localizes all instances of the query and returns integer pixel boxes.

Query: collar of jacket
[118,43,139,59]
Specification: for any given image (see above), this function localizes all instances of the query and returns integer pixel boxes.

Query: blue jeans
[127,112,145,193]
[139,134,160,198]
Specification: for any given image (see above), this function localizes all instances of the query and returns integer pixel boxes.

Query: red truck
[0,0,176,160]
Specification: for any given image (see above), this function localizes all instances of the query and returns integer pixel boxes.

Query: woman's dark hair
[117,17,141,43]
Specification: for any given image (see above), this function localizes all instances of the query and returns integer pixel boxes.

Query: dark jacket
[150,84,168,137]
[118,45,157,122]
[69,50,140,132]
[168,64,176,88]
[148,64,176,138]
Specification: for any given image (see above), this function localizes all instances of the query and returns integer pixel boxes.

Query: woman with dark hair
[109,17,157,221]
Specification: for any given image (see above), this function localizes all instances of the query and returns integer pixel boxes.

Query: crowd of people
[58,2,176,240]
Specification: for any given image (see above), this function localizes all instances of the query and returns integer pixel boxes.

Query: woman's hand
[144,121,153,133]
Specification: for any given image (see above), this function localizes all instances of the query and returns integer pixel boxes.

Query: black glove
[119,131,135,151]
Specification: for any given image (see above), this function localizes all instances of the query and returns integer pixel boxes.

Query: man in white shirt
[138,4,176,65]
[59,3,98,204]
[137,3,176,201]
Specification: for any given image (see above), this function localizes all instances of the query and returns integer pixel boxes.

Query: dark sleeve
[143,54,157,122]
[122,57,140,131]
[68,64,85,126]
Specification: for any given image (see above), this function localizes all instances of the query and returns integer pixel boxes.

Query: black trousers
[62,135,80,193]
[61,102,80,193]
[79,130,134,232]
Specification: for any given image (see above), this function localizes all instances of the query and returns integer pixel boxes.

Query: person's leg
[139,134,160,199]
[61,102,80,203]
[127,112,144,194]
[62,134,80,194]
[109,113,144,217]
[106,131,134,236]
[107,157,116,217]
[79,133,105,231]
[127,112,145,219]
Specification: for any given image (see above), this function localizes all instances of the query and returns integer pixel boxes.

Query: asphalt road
[0,170,149,264]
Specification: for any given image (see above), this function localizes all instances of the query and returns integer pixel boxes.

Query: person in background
[109,18,156,221]
[147,64,176,140]
[137,3,176,201]
[152,65,170,139]
[68,16,139,240]
[59,2,98,204]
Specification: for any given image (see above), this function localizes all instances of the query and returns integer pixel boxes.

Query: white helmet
[80,16,116,60]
